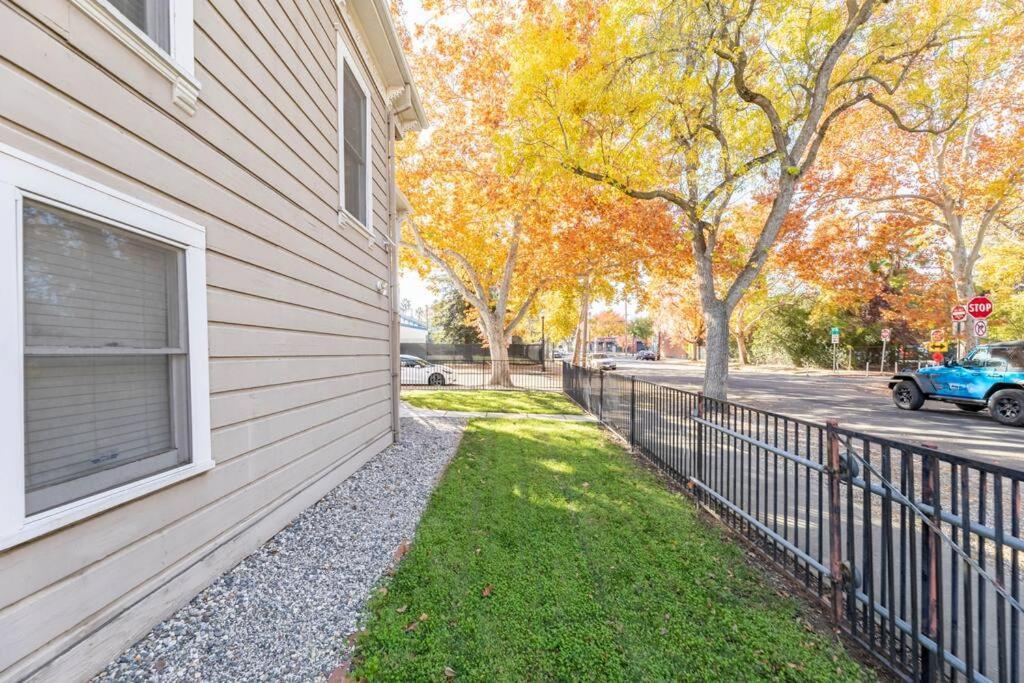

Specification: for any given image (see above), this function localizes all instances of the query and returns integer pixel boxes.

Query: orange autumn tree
[778,205,954,344]
[799,22,1024,347]
[589,310,627,339]
[399,0,671,384]
[398,0,563,386]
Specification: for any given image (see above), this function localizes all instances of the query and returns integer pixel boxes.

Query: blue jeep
[889,341,1024,427]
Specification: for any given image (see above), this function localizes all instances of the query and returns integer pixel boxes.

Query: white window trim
[0,143,212,551]
[71,0,201,115]
[337,34,374,241]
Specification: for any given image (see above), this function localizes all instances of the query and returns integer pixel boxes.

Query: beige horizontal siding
[0,0,399,679]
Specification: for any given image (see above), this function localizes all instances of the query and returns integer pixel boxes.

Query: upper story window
[0,145,212,550]
[72,0,200,114]
[108,0,171,51]
[337,38,373,237]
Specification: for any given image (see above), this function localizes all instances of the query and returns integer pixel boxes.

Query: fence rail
[401,361,561,392]
[562,362,1023,682]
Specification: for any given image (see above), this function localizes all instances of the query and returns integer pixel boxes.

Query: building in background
[400,313,429,343]
[0,0,426,679]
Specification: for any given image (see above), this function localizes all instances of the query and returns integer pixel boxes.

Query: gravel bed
[94,415,466,683]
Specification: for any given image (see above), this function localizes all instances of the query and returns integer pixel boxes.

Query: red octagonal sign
[951,305,968,323]
[967,296,993,319]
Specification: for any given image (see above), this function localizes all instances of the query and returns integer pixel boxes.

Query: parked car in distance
[635,349,656,360]
[888,341,1024,426]
[552,350,565,359]
[400,355,457,386]
[588,353,617,371]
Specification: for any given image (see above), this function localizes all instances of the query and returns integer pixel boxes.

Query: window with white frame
[0,145,211,549]
[107,0,171,51]
[72,0,199,114]
[338,38,373,235]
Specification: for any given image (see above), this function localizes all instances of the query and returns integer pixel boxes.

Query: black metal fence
[400,342,545,364]
[401,360,561,392]
[563,362,1022,682]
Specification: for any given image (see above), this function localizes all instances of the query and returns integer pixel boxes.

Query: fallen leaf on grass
[377,586,388,596]
[443,666,456,679]
[404,621,419,633]
[393,539,411,564]
[396,605,408,614]
[481,584,493,598]
[419,613,429,622]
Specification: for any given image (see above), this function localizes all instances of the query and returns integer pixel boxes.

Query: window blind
[22,200,187,515]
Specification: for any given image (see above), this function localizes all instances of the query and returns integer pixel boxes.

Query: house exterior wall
[0,1,407,680]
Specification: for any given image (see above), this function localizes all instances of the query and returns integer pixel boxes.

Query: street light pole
[541,315,546,371]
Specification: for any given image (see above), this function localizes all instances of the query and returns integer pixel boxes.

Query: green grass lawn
[401,390,583,415]
[351,420,868,681]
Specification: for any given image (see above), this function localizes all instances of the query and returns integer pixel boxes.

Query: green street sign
[830,327,840,335]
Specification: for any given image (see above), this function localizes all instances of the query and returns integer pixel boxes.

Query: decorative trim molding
[70,0,201,116]
[334,1,389,102]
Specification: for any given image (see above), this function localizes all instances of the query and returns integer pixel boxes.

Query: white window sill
[0,461,213,552]
[339,207,376,243]
[71,0,201,115]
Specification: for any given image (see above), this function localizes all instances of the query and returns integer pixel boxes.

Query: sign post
[966,296,994,351]
[880,328,891,373]
[952,303,967,359]
[830,327,840,372]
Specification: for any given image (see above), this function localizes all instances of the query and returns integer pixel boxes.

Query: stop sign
[967,296,994,319]
[951,305,968,323]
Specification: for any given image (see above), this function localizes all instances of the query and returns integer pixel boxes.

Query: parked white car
[400,355,457,386]
[588,353,617,371]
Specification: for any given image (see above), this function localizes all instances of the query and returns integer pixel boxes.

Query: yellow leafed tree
[511,0,1008,398]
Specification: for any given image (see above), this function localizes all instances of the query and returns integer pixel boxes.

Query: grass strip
[353,419,869,682]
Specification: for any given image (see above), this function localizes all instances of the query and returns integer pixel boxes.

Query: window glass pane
[343,63,367,224]
[23,201,180,349]
[107,0,171,51]
[24,355,186,515]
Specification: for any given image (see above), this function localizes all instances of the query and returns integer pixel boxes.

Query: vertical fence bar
[695,392,704,497]
[921,453,939,682]
[961,466,976,682]
[629,376,636,450]
[827,419,843,625]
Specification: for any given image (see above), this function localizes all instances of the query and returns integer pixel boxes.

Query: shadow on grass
[402,390,583,415]
[351,419,870,682]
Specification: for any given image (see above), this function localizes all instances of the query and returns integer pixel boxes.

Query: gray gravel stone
[93,415,466,683]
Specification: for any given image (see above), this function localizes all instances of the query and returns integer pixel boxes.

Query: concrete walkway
[400,404,598,422]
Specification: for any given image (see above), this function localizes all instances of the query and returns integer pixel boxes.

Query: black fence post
[826,419,843,626]
[695,391,704,490]
[630,376,636,449]
[599,369,604,422]
[920,453,940,681]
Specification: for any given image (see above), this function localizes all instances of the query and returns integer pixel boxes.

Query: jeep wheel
[892,380,925,411]
[989,389,1024,427]
[956,404,986,413]
[428,372,446,386]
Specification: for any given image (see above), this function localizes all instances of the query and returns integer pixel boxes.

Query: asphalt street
[611,359,1024,468]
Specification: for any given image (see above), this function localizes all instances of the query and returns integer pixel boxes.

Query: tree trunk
[483,320,513,387]
[703,301,730,401]
[946,211,979,351]
[735,332,750,366]
[571,280,591,366]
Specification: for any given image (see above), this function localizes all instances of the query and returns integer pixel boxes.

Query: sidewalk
[400,403,597,422]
